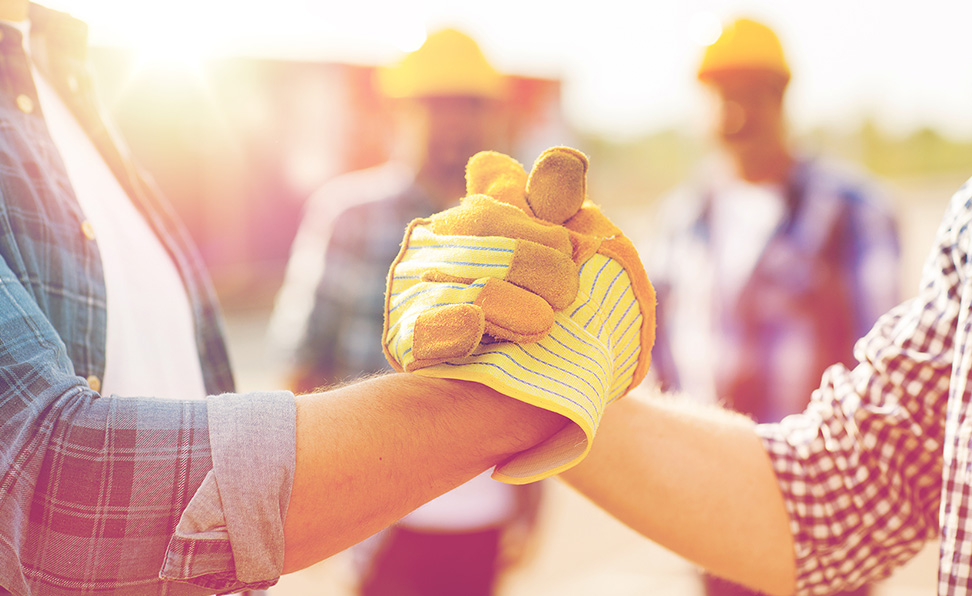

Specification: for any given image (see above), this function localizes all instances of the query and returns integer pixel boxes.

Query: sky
[42,0,972,141]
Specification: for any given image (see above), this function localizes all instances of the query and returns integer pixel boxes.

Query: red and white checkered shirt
[756,178,972,595]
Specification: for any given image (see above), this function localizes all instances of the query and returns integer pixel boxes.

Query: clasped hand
[383,147,655,483]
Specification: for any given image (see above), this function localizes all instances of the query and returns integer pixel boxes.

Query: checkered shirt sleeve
[755,181,972,594]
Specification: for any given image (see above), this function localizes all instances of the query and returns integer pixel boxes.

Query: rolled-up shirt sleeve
[0,251,298,595]
[161,391,296,591]
[754,188,965,594]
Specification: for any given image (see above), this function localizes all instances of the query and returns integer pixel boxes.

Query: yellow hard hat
[697,18,790,83]
[376,28,506,99]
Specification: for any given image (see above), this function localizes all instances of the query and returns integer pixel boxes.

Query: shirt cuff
[755,421,818,595]
[161,390,296,591]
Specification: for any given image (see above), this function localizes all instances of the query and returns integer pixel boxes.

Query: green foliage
[814,119,972,179]
[577,121,972,213]
[579,129,704,212]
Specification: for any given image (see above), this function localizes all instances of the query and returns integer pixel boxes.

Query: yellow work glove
[383,147,655,483]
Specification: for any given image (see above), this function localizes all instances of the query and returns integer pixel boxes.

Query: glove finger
[397,224,578,311]
[419,241,579,312]
[385,278,490,372]
[393,224,520,285]
[476,278,555,342]
[384,275,560,372]
[465,150,531,213]
[410,304,485,371]
[525,147,588,225]
[428,195,573,257]
[387,275,488,325]
[506,240,579,311]
[394,274,556,342]
[563,203,622,238]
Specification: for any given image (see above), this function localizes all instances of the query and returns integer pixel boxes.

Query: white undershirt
[664,178,786,406]
[400,470,516,530]
[25,29,208,400]
[710,179,786,302]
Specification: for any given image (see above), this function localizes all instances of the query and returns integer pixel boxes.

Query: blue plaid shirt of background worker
[644,156,901,424]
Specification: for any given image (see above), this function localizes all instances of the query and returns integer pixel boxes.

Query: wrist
[422,376,569,460]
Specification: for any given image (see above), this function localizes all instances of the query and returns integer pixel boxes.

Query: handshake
[383,147,655,484]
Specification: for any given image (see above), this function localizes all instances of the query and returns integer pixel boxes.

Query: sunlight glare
[393,24,427,54]
[73,1,225,75]
[135,10,224,76]
[689,11,722,47]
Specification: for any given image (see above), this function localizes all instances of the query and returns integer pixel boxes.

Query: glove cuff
[597,235,656,394]
[411,314,615,484]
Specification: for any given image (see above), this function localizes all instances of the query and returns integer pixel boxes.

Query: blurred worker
[270,28,541,596]
[0,3,575,594]
[643,17,900,596]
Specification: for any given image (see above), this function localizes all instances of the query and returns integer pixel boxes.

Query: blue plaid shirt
[272,163,441,388]
[0,5,295,594]
[647,158,901,423]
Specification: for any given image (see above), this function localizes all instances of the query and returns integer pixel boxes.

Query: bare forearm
[282,373,566,572]
[561,391,796,596]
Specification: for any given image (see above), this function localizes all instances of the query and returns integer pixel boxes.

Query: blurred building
[86,47,567,307]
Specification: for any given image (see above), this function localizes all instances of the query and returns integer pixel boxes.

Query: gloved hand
[383,147,655,483]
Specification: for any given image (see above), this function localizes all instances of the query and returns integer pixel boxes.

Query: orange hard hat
[376,28,506,99]
[697,18,790,84]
